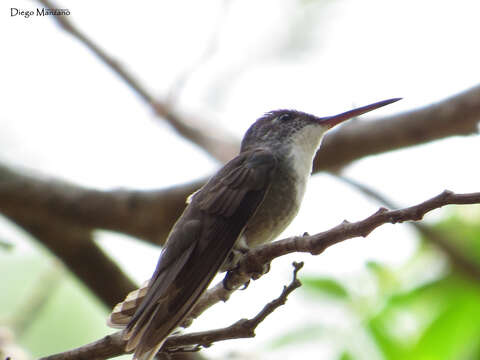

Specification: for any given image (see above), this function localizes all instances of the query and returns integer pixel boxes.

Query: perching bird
[107,98,400,359]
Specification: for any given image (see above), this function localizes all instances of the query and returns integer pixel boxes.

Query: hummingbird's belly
[242,169,306,247]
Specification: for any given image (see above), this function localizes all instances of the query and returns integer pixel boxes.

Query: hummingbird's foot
[222,271,235,291]
[250,261,270,280]
[240,280,250,290]
[221,242,250,272]
[222,270,250,291]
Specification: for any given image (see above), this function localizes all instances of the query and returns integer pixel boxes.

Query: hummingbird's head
[240,98,401,156]
[240,109,328,155]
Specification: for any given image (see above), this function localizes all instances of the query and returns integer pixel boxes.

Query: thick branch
[315,85,480,171]
[0,163,200,244]
[8,217,136,309]
[37,1,480,167]
[2,83,480,246]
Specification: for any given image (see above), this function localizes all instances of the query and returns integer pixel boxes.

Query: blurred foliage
[270,324,324,348]
[0,252,114,359]
[271,210,480,360]
[301,276,350,299]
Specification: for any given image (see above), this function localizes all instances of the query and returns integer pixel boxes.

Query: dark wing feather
[122,148,277,360]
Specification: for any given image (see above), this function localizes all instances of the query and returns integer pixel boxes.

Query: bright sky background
[1,0,480,359]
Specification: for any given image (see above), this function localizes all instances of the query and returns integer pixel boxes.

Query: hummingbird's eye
[277,113,291,122]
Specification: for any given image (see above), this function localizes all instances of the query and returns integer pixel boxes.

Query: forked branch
[38,190,480,360]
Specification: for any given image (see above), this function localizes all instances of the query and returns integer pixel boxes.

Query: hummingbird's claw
[222,270,235,291]
[240,280,250,290]
[222,271,250,290]
[264,262,271,274]
[250,261,271,280]
[221,245,250,272]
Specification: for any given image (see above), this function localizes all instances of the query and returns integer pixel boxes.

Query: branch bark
[2,80,480,248]
[335,175,480,281]
[23,0,480,251]
[38,262,303,360]
[6,215,136,309]
[0,168,138,309]
[36,1,480,168]
[314,85,480,171]
[130,189,480,321]
[36,191,480,360]
[247,190,480,264]
[0,163,200,245]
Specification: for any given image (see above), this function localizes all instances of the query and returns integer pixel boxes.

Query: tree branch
[36,1,480,168]
[3,81,480,248]
[39,263,303,360]
[167,0,230,104]
[314,84,480,172]
[185,191,480,318]
[8,217,136,309]
[247,190,480,265]
[36,0,238,163]
[0,168,139,309]
[335,175,480,281]
[14,2,480,250]
[165,262,303,352]
[37,190,480,360]
[0,163,201,245]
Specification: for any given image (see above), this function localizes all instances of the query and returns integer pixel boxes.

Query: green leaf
[368,274,480,360]
[269,324,323,348]
[338,351,355,360]
[366,261,399,295]
[301,276,349,299]
[428,211,480,265]
[408,280,480,359]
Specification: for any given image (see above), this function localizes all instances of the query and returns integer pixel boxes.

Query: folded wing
[111,149,277,360]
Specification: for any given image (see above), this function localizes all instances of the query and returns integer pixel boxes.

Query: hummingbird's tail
[135,342,165,360]
[107,280,149,329]
[107,281,169,360]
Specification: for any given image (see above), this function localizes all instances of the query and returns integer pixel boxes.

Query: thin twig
[36,0,238,162]
[37,191,480,360]
[2,83,479,249]
[335,175,480,281]
[167,0,231,104]
[246,190,480,263]
[39,263,303,360]
[35,1,480,165]
[9,266,63,337]
[165,262,303,352]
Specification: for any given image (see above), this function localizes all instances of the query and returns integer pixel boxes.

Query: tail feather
[123,303,162,352]
[107,280,149,329]
[135,341,165,360]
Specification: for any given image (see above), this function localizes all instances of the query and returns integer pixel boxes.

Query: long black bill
[319,97,402,128]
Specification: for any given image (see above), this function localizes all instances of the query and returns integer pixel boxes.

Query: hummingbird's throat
[287,124,328,204]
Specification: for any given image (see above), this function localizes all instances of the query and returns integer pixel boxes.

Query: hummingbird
[107,98,401,359]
